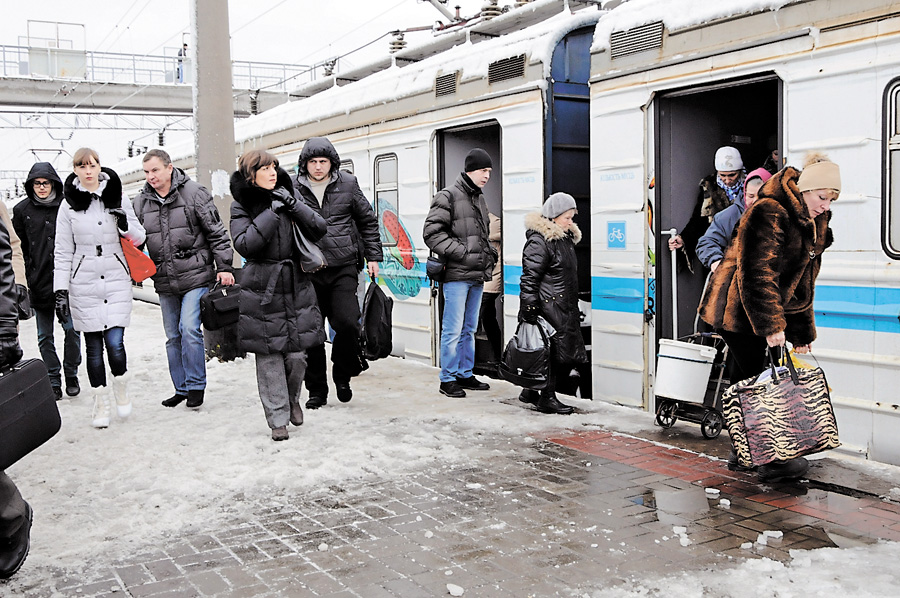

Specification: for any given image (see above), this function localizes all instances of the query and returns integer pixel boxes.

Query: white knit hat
[714,146,744,172]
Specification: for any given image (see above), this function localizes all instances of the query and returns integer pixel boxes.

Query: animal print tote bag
[723,349,839,468]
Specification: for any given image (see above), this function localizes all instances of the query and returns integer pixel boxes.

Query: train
[116,0,900,466]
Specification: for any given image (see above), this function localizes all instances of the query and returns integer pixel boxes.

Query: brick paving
[10,429,900,597]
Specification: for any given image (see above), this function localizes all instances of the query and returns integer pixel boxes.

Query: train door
[654,75,781,357]
[433,123,502,371]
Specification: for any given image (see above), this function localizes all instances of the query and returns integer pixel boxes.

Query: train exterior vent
[488,54,526,84]
[610,21,664,59]
[435,72,458,97]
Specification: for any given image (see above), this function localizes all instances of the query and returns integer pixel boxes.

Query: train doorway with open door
[433,123,503,376]
[652,74,781,425]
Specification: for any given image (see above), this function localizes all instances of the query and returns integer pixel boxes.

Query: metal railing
[0,44,314,92]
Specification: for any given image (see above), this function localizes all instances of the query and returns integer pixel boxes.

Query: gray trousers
[255,351,307,429]
[0,472,27,542]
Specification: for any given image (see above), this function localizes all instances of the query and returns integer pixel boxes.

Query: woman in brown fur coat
[698,153,840,482]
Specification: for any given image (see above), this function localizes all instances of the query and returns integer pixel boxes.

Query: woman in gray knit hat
[517,192,588,414]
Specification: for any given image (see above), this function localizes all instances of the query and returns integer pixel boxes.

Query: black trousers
[718,329,773,382]
[304,264,364,396]
[479,292,502,362]
[0,472,27,544]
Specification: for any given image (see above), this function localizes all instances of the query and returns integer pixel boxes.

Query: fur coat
[520,212,588,366]
[698,166,833,345]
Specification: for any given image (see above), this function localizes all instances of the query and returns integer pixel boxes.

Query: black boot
[186,389,204,409]
[0,502,31,579]
[537,392,574,415]
[518,389,539,404]
[727,450,756,472]
[305,394,327,409]
[161,393,187,407]
[758,457,809,483]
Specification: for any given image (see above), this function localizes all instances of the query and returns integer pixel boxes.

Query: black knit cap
[464,148,492,172]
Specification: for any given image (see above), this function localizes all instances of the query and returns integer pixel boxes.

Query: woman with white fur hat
[517,192,588,415]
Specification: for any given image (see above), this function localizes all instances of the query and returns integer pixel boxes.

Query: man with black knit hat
[423,148,498,398]
[292,137,382,409]
[13,162,82,400]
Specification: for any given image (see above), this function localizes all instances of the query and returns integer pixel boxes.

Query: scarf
[716,172,745,208]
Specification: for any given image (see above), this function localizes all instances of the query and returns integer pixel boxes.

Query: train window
[340,160,354,174]
[885,78,900,258]
[374,154,399,248]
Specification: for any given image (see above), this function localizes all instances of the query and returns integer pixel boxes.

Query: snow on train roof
[591,0,792,52]
[233,3,601,144]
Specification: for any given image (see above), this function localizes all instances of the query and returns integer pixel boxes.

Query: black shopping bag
[499,321,551,390]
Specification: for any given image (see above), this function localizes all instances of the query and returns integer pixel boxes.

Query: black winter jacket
[230,167,327,355]
[12,162,64,308]
[291,137,382,269]
[423,173,496,282]
[520,212,587,366]
[133,168,233,296]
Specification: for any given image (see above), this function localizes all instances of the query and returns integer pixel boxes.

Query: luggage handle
[765,346,800,386]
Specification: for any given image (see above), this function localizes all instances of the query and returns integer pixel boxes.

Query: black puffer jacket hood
[298,137,341,176]
[24,162,63,205]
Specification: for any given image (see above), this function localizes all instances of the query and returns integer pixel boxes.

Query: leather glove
[519,304,539,324]
[55,289,70,325]
[270,199,286,214]
[15,284,32,320]
[270,187,297,214]
[109,208,128,231]
[0,335,23,369]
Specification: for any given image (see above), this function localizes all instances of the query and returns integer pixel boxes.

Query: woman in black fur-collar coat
[230,150,327,441]
[517,192,588,415]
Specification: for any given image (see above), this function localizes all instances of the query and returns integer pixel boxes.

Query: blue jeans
[439,280,484,382]
[83,327,126,388]
[34,306,81,388]
[159,287,208,394]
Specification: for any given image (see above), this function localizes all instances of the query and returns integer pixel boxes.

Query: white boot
[112,375,131,418]
[91,386,111,429]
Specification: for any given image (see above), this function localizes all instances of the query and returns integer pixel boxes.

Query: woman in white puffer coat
[54,147,146,429]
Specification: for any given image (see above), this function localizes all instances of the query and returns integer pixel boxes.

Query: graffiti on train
[377,197,422,300]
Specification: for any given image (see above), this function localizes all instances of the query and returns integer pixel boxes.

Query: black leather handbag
[200,283,241,330]
[0,359,61,470]
[292,223,326,273]
[499,321,551,390]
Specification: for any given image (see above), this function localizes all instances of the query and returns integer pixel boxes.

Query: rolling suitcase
[0,359,61,470]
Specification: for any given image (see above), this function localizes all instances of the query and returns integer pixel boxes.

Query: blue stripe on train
[500,273,900,333]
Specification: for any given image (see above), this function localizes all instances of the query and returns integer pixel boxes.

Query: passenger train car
[118,0,900,465]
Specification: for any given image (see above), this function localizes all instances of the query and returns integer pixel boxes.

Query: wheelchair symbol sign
[607,221,626,249]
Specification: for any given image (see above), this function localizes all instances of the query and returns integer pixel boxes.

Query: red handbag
[120,238,156,283]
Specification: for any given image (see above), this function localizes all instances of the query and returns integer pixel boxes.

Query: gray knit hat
[542,192,577,219]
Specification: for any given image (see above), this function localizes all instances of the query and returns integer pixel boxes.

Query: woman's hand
[765,331,785,347]
[668,235,683,250]
[793,343,812,354]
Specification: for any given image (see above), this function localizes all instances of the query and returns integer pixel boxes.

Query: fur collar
[756,166,832,248]
[64,167,123,212]
[230,166,294,217]
[524,211,582,243]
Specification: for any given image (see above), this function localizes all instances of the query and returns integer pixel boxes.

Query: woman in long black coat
[230,150,327,440]
[518,193,588,414]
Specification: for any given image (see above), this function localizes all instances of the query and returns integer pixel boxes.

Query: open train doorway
[655,75,781,347]
[433,122,502,374]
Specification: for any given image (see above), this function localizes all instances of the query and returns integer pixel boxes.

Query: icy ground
[6,301,900,596]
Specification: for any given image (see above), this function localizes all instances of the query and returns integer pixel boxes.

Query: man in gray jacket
[423,148,497,398]
[133,149,234,409]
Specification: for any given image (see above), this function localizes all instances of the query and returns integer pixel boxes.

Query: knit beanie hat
[464,148,492,172]
[797,160,841,193]
[714,146,744,171]
[542,192,577,219]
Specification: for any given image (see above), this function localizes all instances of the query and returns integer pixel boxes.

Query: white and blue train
[118,0,900,465]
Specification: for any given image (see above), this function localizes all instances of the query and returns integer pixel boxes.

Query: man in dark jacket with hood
[13,162,81,399]
[133,149,234,410]
[292,137,382,408]
[423,148,497,398]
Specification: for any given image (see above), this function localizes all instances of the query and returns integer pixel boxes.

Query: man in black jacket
[133,149,234,409]
[0,218,29,580]
[13,162,81,400]
[423,148,497,398]
[292,137,382,408]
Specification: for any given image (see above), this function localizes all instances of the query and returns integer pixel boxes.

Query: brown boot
[290,401,304,426]
[271,426,289,441]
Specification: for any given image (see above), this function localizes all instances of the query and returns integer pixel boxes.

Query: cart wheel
[655,401,677,428]
[701,410,723,439]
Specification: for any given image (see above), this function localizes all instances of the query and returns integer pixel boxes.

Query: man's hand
[217,271,236,286]
[668,234,684,250]
[0,335,22,369]
[367,261,379,280]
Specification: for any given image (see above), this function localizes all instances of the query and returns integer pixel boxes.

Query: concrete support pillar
[190,0,235,233]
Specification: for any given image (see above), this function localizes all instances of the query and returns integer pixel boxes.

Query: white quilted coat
[53,177,146,332]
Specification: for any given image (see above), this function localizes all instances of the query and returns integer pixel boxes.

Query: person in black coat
[12,162,82,400]
[291,137,382,408]
[0,218,29,580]
[518,193,588,415]
[230,150,327,441]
